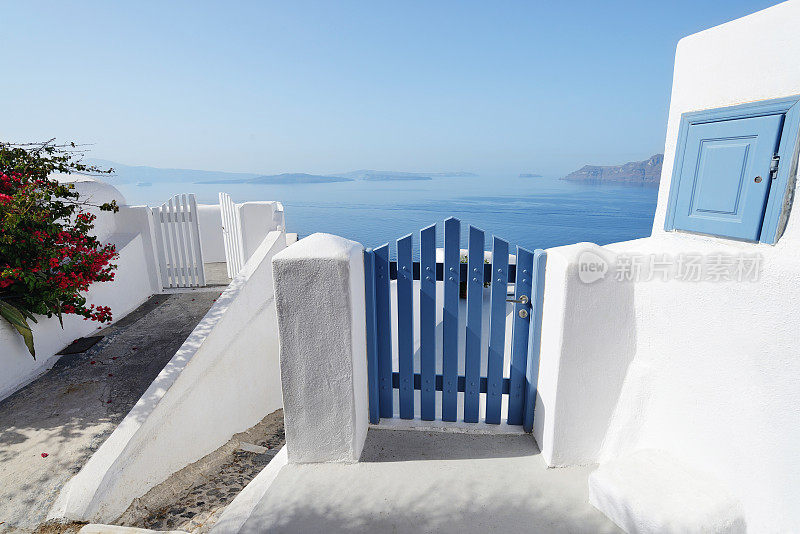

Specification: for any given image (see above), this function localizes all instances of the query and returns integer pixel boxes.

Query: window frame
[664,95,800,244]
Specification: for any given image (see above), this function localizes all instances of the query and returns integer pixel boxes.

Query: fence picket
[523,250,547,433]
[485,236,508,424]
[176,194,192,286]
[188,195,206,286]
[442,217,460,422]
[151,207,169,287]
[364,250,380,424]
[419,224,436,420]
[397,234,414,419]
[171,198,186,286]
[463,226,485,423]
[374,244,393,418]
[507,247,534,425]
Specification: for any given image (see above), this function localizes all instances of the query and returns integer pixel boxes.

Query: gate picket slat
[151,207,169,287]
[170,198,186,286]
[419,224,436,420]
[188,194,206,286]
[507,247,534,425]
[374,244,394,418]
[364,250,380,424]
[485,236,508,424]
[522,250,547,433]
[463,226,484,423]
[396,234,414,419]
[178,194,194,287]
[441,217,460,422]
[163,201,177,287]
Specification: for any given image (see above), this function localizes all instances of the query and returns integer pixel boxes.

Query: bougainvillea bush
[0,141,119,358]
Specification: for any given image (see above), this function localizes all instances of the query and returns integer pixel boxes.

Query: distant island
[519,173,543,178]
[86,159,477,185]
[198,173,352,185]
[332,170,477,181]
[562,154,663,185]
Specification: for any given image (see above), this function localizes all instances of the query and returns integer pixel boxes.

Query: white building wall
[535,3,800,532]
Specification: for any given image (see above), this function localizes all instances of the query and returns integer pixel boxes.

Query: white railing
[150,193,205,288]
[219,192,245,278]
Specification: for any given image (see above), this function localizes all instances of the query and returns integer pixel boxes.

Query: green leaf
[0,301,35,359]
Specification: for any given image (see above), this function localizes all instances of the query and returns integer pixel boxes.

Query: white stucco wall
[271,233,369,464]
[535,3,800,532]
[50,231,289,523]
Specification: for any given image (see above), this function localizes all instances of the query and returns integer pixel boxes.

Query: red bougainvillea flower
[0,144,119,359]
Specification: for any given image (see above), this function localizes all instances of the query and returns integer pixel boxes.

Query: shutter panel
[672,114,783,241]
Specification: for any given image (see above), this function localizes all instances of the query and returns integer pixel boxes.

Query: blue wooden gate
[363,218,546,431]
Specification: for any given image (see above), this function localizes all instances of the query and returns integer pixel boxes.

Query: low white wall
[240,201,285,261]
[536,4,800,532]
[50,231,289,523]
[196,201,285,266]
[271,233,368,464]
[0,233,156,402]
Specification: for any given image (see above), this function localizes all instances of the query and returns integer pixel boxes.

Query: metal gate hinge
[770,154,780,179]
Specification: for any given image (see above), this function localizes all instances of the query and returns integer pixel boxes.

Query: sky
[0,0,783,177]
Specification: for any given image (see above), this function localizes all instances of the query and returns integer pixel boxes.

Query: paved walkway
[240,429,620,533]
[0,292,218,533]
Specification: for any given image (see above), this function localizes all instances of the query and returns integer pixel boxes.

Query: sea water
[115,175,658,254]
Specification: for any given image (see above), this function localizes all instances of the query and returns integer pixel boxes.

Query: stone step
[588,449,746,534]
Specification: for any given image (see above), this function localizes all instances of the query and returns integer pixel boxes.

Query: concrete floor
[0,293,218,533]
[239,429,621,534]
[203,263,232,287]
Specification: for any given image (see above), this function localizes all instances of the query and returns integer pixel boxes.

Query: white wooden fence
[219,192,245,278]
[150,194,206,289]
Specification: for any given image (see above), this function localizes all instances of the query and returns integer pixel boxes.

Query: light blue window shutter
[672,114,784,241]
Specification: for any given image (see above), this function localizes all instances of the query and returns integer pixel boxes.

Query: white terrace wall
[50,230,288,523]
[0,179,159,401]
[535,3,800,532]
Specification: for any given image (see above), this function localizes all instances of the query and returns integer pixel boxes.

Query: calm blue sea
[116,175,658,255]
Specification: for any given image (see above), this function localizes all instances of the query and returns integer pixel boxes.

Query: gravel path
[0,292,218,533]
[126,410,285,533]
